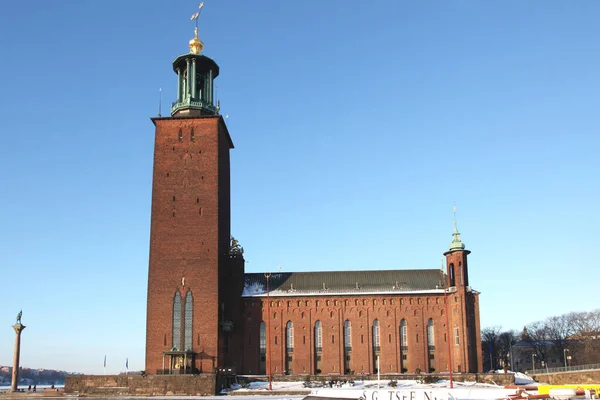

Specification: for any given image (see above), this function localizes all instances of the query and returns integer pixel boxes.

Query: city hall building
[145,19,483,378]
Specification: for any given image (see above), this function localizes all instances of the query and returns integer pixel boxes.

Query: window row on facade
[256,317,460,374]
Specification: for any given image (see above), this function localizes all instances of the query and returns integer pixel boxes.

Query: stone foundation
[241,372,514,386]
[531,370,600,385]
[64,374,216,396]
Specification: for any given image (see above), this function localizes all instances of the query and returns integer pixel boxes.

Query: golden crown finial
[189,2,204,54]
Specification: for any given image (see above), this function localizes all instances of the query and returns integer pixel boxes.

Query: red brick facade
[238,265,482,375]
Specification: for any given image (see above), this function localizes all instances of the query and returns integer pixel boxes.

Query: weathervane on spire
[189,2,205,54]
[453,201,458,232]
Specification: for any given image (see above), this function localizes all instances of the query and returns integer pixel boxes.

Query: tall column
[191,58,197,101]
[176,68,182,103]
[10,323,26,392]
[208,70,213,105]
[186,58,192,99]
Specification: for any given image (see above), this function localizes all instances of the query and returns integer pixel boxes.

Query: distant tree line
[482,308,600,371]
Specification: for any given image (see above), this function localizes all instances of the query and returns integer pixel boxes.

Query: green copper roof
[448,228,466,251]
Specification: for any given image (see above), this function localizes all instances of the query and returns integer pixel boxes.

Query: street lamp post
[563,349,569,369]
[532,353,536,373]
[264,272,272,391]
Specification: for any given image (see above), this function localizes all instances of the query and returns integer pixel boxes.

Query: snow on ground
[225,373,540,399]
[514,372,537,385]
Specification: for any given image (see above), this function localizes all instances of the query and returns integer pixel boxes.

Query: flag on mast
[103,355,107,368]
[126,358,129,370]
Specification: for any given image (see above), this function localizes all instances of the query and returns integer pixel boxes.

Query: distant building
[145,15,483,376]
[512,334,600,372]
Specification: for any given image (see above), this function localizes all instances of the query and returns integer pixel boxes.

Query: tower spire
[453,201,458,233]
[171,1,219,117]
[449,202,465,251]
[189,2,205,54]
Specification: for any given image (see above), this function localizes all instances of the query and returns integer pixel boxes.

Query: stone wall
[240,372,514,386]
[531,370,600,385]
[64,374,216,396]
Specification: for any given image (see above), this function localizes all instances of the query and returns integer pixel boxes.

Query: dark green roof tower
[170,20,220,117]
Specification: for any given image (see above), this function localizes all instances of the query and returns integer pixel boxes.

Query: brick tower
[443,216,483,373]
[145,20,244,375]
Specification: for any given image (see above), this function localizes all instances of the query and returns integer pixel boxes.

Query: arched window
[178,129,183,142]
[400,319,407,347]
[172,292,181,349]
[286,321,294,351]
[427,318,435,347]
[315,320,322,350]
[343,320,351,350]
[343,320,352,374]
[314,320,323,374]
[184,291,193,350]
[373,320,380,349]
[372,319,381,374]
[449,263,455,286]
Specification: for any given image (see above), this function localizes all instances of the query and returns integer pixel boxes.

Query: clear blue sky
[1,1,598,374]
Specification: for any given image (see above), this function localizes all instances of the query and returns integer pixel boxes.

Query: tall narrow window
[372,319,380,373]
[184,291,193,350]
[400,319,407,347]
[260,322,267,352]
[286,321,294,375]
[454,328,460,345]
[343,320,352,350]
[400,319,408,373]
[373,320,380,349]
[315,321,322,350]
[314,320,322,373]
[259,321,266,374]
[190,128,195,141]
[172,292,181,349]
[427,318,436,372]
[286,321,294,351]
[178,129,182,142]
[427,319,435,347]
[449,263,455,286]
[343,320,352,374]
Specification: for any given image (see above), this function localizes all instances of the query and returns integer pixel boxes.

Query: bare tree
[481,326,501,371]
[546,314,574,357]
[524,320,551,365]
[498,330,518,369]
[567,309,600,364]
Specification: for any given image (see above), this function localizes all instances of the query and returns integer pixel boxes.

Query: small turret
[444,204,471,287]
